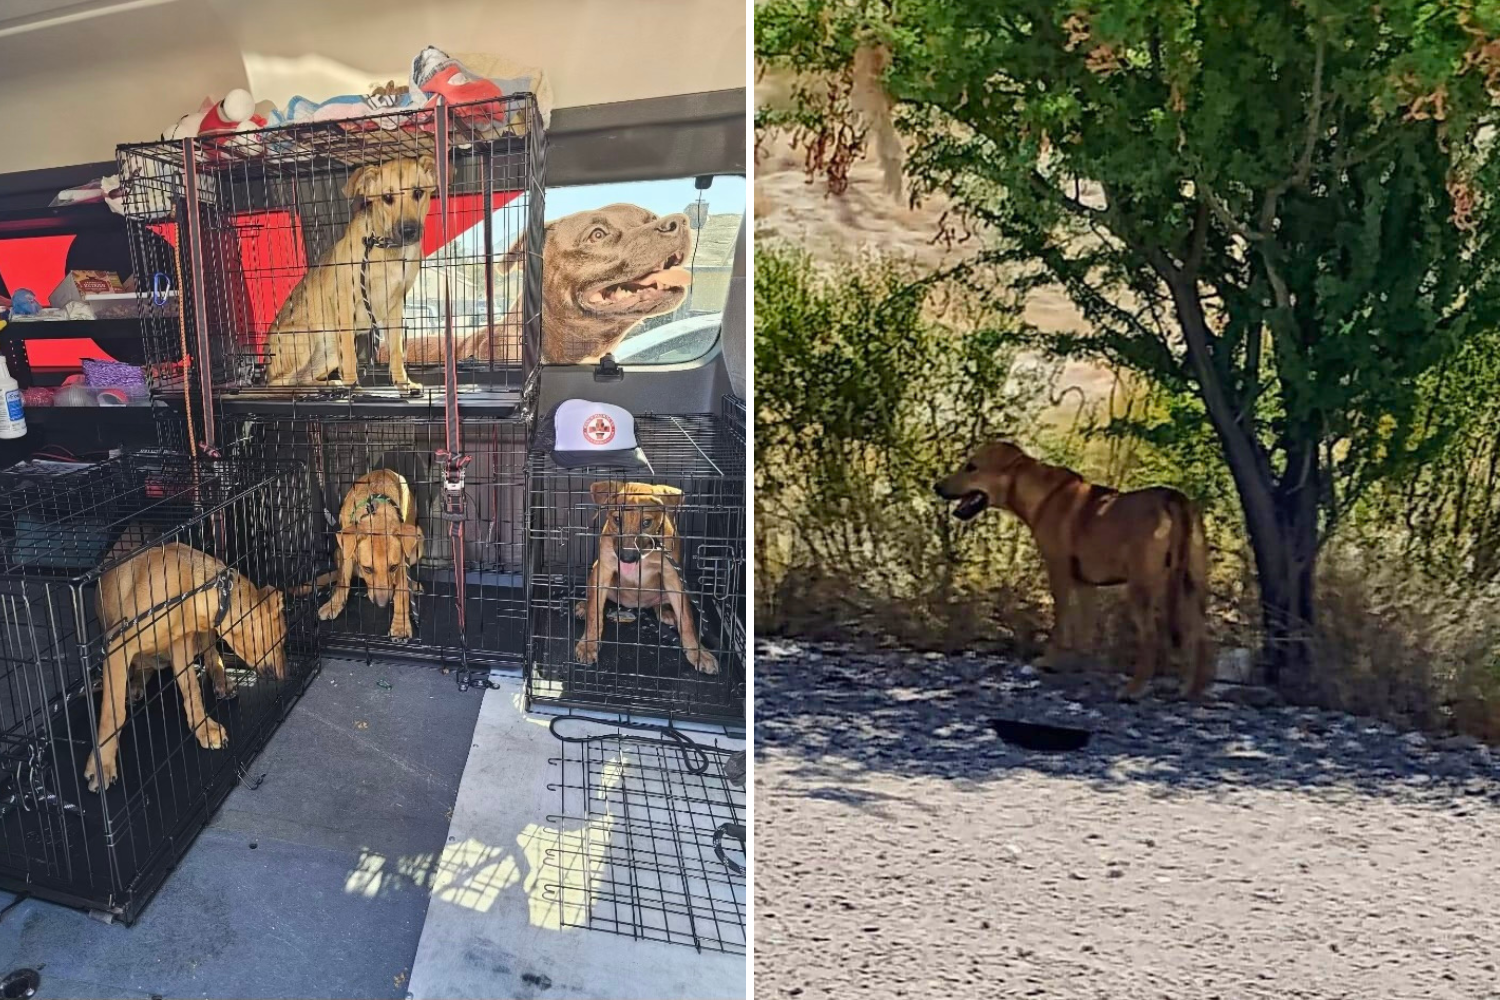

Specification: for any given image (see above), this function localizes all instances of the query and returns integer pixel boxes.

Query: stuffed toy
[165,89,270,160]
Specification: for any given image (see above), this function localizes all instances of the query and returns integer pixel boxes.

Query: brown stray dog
[315,469,423,640]
[264,156,439,390]
[86,542,288,792]
[574,481,718,674]
[387,203,693,367]
[935,441,1210,701]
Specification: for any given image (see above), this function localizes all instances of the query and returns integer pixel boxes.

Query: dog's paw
[212,672,239,700]
[574,638,599,664]
[657,604,678,628]
[389,617,414,642]
[84,753,117,793]
[1117,680,1148,703]
[573,600,588,618]
[687,647,720,675]
[318,599,341,621]
[399,381,423,396]
[197,718,229,751]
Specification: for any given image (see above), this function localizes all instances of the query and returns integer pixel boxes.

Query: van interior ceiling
[0,2,747,995]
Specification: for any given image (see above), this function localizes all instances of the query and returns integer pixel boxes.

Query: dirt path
[755,638,1500,999]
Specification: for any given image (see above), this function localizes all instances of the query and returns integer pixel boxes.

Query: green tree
[757,0,1500,683]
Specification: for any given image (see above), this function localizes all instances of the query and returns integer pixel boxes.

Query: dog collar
[353,492,400,525]
[213,571,235,630]
[362,234,403,251]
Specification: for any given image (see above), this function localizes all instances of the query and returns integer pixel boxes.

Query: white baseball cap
[540,399,649,469]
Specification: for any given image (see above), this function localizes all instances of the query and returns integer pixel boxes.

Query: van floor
[0,660,745,999]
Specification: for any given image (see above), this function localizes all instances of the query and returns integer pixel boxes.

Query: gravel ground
[755,638,1500,999]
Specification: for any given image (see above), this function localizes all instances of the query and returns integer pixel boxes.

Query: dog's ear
[400,522,423,566]
[354,535,374,568]
[415,154,438,187]
[651,485,685,510]
[497,224,550,274]
[590,480,625,507]
[344,165,376,202]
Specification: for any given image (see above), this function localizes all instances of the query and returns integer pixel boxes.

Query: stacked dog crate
[0,453,321,922]
[115,95,545,670]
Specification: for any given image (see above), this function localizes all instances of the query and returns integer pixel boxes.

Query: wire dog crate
[0,456,320,923]
[544,718,746,954]
[115,94,544,414]
[526,414,746,723]
[223,411,526,667]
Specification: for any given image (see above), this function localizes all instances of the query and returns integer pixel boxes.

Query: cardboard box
[50,270,128,307]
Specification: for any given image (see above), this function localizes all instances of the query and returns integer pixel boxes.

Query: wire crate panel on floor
[0,456,320,923]
[115,94,544,406]
[526,415,745,723]
[544,718,745,955]
[224,413,526,666]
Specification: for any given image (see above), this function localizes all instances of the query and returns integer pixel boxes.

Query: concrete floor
[406,678,746,1000]
[1,664,747,1000]
[0,657,482,1000]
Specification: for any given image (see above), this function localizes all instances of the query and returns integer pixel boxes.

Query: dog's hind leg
[1120,580,1160,701]
[1041,561,1074,669]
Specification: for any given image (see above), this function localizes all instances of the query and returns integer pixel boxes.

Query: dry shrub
[1309,543,1500,739]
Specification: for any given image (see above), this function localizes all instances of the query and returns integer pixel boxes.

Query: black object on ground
[990,717,1092,752]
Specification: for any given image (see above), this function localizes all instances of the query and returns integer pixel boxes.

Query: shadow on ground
[755,638,1500,804]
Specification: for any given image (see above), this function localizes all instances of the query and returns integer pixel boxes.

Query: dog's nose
[657,214,686,235]
[933,483,947,497]
[619,550,641,565]
[399,221,422,242]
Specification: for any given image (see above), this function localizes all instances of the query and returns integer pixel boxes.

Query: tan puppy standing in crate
[313,469,424,640]
[264,156,440,391]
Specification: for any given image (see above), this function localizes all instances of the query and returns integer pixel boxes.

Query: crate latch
[434,449,472,521]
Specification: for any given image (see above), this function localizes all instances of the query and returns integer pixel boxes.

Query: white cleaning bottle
[0,355,26,439]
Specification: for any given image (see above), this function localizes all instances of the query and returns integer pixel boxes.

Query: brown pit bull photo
[389,203,693,367]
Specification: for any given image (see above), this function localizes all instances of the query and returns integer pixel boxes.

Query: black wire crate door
[115,94,545,404]
[0,455,320,923]
[526,415,746,723]
[544,718,746,955]
[224,414,526,665]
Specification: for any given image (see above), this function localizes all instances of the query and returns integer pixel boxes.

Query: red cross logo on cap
[583,412,616,445]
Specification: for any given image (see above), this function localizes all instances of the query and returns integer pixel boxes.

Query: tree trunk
[1164,271,1320,689]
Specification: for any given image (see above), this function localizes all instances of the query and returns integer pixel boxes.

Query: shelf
[1,317,152,341]
[0,201,122,239]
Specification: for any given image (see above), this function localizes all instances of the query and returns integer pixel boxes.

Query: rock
[1215,646,1256,684]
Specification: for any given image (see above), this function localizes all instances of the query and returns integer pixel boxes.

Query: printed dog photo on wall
[755,2,1500,997]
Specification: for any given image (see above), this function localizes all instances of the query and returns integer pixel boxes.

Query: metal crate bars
[543,717,746,954]
[0,455,320,923]
[115,94,544,408]
[526,414,746,723]
[223,412,526,667]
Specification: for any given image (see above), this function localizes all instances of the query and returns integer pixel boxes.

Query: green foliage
[755,245,1053,645]
[759,0,1500,665]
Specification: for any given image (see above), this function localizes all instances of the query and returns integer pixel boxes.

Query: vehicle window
[407,175,743,367]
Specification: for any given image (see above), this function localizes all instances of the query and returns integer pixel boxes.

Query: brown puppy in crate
[387,203,694,367]
[86,542,289,792]
[574,480,717,674]
[314,469,423,640]
[263,156,440,391]
[103,524,236,708]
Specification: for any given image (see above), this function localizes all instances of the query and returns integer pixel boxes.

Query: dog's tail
[1163,491,1211,691]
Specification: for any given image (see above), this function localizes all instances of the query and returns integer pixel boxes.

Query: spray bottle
[0,354,26,439]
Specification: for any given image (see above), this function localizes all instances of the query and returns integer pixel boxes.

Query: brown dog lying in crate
[312,469,423,640]
[575,480,718,675]
[86,539,289,792]
[934,440,1210,701]
[386,203,693,367]
[264,156,439,391]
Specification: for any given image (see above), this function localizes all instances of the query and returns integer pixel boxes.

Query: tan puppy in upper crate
[574,480,718,675]
[264,156,439,391]
[314,469,424,640]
